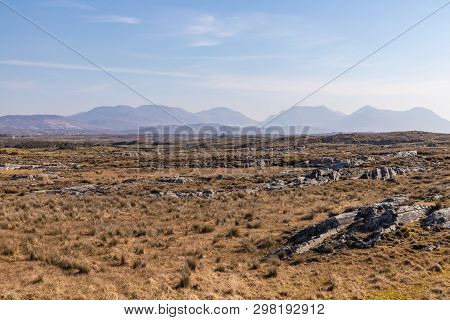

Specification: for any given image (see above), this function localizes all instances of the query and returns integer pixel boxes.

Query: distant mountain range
[69,105,257,131]
[0,105,449,134]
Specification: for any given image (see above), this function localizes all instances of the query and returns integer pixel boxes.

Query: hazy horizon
[2,104,450,122]
[1,0,449,121]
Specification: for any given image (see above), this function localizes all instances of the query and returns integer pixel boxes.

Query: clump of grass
[185,257,197,271]
[324,276,338,291]
[192,224,215,234]
[300,212,316,221]
[249,261,260,270]
[235,239,255,253]
[175,258,197,289]
[246,221,261,229]
[263,267,278,278]
[132,259,147,269]
[31,275,44,284]
[132,228,147,237]
[255,237,276,250]
[0,240,17,256]
[45,254,90,274]
[111,253,127,267]
[327,211,339,218]
[431,200,443,211]
[226,227,240,238]
[175,268,191,289]
[214,265,226,273]
[429,263,443,272]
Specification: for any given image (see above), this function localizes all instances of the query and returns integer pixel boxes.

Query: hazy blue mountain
[330,106,450,133]
[70,105,258,129]
[262,106,346,128]
[69,105,144,131]
[195,107,258,126]
[0,115,90,134]
[135,105,202,125]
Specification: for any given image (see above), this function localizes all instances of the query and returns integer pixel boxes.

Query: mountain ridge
[1,105,449,134]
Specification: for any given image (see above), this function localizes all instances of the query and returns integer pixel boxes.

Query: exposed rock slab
[360,166,409,180]
[272,196,437,257]
[157,176,189,184]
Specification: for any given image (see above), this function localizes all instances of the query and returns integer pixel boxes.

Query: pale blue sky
[0,0,449,120]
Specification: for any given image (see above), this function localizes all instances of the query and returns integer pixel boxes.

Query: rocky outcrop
[302,156,374,170]
[150,189,215,199]
[271,196,441,257]
[395,150,418,157]
[157,176,189,184]
[10,174,49,181]
[264,168,341,190]
[0,163,40,171]
[360,166,409,180]
[304,169,340,182]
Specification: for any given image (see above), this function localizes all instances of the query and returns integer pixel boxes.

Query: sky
[0,0,449,121]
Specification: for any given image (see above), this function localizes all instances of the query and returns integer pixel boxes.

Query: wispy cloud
[185,14,235,47]
[0,60,203,79]
[45,0,95,11]
[186,14,234,37]
[188,40,222,47]
[87,15,142,25]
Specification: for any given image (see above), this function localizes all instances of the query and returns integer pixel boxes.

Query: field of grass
[0,132,448,299]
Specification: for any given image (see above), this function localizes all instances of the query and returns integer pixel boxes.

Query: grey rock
[202,189,215,198]
[271,196,429,257]
[305,169,340,182]
[264,179,286,190]
[360,166,408,180]
[422,208,450,229]
[158,176,189,184]
[395,150,418,157]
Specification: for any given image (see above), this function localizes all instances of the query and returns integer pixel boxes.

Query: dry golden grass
[0,132,448,299]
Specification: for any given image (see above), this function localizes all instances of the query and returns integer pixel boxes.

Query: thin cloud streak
[0,60,204,79]
[87,15,142,24]
[188,40,222,47]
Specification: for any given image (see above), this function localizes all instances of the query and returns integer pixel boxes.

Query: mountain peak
[196,107,257,126]
[265,105,346,128]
